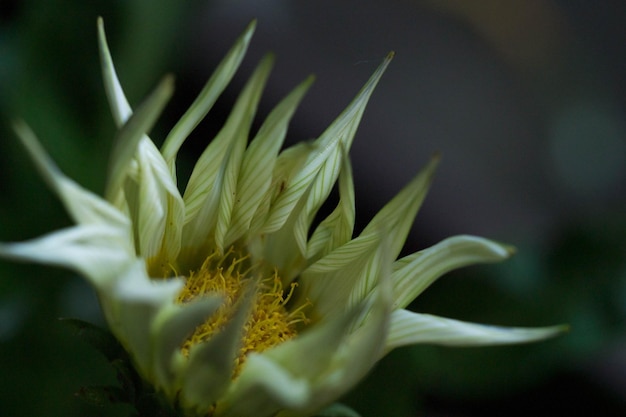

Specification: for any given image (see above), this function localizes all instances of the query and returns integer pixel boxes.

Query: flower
[0,18,564,417]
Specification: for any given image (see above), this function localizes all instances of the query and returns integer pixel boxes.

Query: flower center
[176,248,308,377]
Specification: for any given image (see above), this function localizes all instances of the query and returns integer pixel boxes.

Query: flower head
[0,19,564,417]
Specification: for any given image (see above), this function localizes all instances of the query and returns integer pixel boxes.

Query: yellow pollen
[176,248,309,377]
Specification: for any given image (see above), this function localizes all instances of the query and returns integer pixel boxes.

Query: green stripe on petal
[161,20,256,168]
[386,309,567,352]
[98,17,132,127]
[391,235,513,309]
[128,139,184,264]
[105,75,174,203]
[0,226,132,286]
[151,295,222,397]
[103,261,184,380]
[182,56,273,255]
[260,53,394,237]
[225,75,314,247]
[307,148,356,264]
[360,154,439,261]
[217,354,310,417]
[11,121,131,231]
[299,233,379,319]
[179,284,256,414]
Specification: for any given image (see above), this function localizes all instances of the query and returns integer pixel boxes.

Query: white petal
[216,353,310,417]
[182,56,273,254]
[225,76,314,247]
[386,309,566,352]
[161,20,256,167]
[306,149,355,264]
[391,235,513,309]
[97,17,132,127]
[150,295,222,397]
[180,285,256,413]
[103,260,184,380]
[220,300,366,417]
[260,53,394,237]
[359,155,438,262]
[105,75,174,203]
[130,139,184,263]
[12,121,130,231]
[0,226,132,286]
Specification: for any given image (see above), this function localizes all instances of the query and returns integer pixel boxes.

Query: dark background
[1,1,625,416]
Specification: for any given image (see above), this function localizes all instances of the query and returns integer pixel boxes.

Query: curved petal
[0,225,132,286]
[391,235,514,309]
[150,295,222,397]
[179,284,256,414]
[129,139,184,267]
[161,20,257,167]
[225,75,314,247]
[182,56,273,254]
[386,309,566,352]
[12,121,130,231]
[216,353,310,417]
[103,260,185,380]
[260,53,394,239]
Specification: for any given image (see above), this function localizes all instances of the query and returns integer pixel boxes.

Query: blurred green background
[1,1,625,416]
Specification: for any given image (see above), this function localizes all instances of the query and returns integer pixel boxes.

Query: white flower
[0,18,564,417]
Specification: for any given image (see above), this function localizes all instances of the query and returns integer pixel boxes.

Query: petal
[260,53,394,238]
[179,284,256,414]
[224,75,314,247]
[105,75,174,203]
[150,295,222,397]
[12,121,130,231]
[100,260,185,380]
[219,300,366,417]
[306,147,355,264]
[0,225,132,287]
[182,55,273,255]
[97,17,132,127]
[386,309,567,352]
[128,139,184,265]
[216,354,310,417]
[299,233,380,318]
[391,235,514,309]
[160,20,257,167]
[360,154,439,262]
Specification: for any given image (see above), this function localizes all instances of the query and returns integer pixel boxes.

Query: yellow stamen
[176,248,309,377]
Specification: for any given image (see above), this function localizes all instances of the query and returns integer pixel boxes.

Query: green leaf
[59,318,126,362]
[75,385,128,406]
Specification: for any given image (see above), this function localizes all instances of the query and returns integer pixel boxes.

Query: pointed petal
[0,226,132,286]
[219,299,366,417]
[225,76,314,247]
[103,260,184,380]
[11,121,130,231]
[216,353,310,417]
[150,295,222,396]
[306,148,355,264]
[128,139,184,265]
[97,17,132,127]
[161,20,257,167]
[391,235,513,309]
[260,53,394,236]
[105,75,174,203]
[182,56,273,254]
[386,309,567,352]
[179,285,256,414]
[361,154,439,261]
[300,233,380,318]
